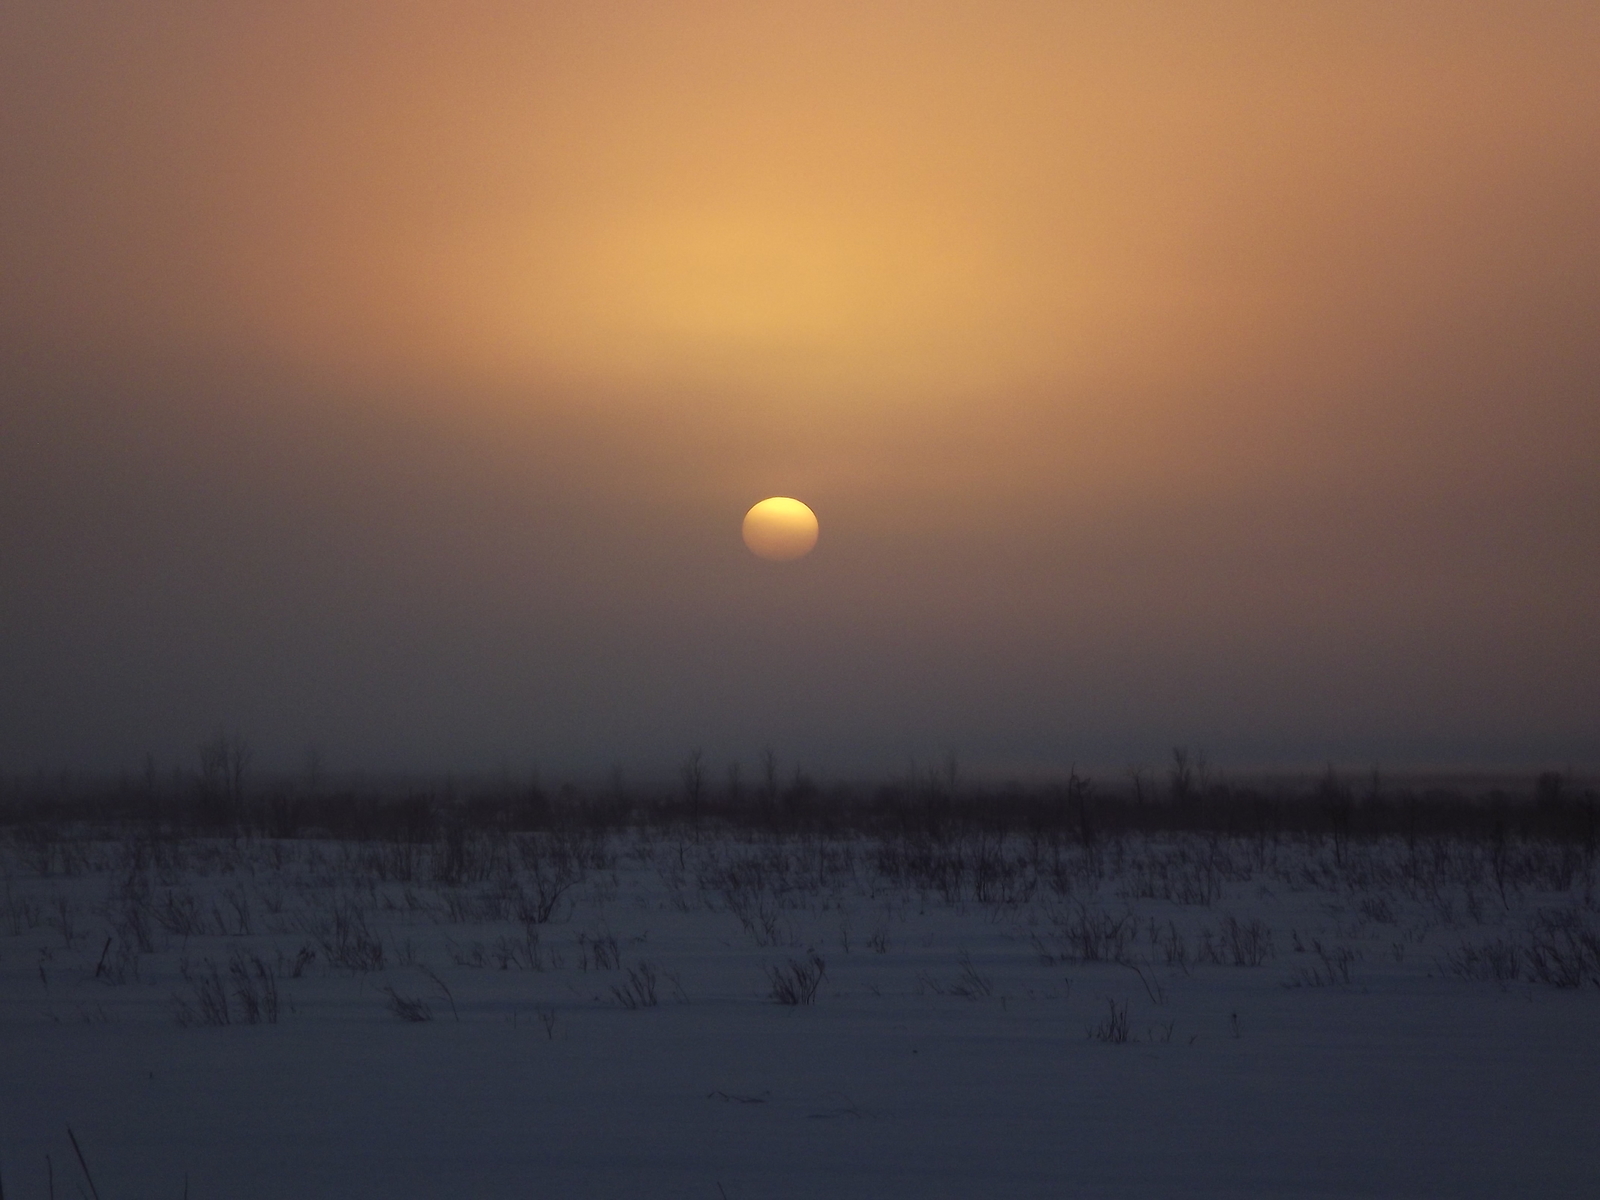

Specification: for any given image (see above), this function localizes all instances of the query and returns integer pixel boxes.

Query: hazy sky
[2,2,1596,777]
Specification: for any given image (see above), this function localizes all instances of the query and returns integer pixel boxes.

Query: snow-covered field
[4,819,1598,1198]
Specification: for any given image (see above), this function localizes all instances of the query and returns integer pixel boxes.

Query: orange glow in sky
[1,2,1596,771]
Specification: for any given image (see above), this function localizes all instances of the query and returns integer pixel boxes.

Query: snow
[3,824,1597,1198]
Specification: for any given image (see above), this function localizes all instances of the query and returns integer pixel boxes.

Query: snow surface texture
[3,824,1598,1198]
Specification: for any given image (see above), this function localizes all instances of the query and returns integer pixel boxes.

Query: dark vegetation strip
[0,758,1593,848]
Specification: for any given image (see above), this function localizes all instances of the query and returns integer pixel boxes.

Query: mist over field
[2,2,1598,778]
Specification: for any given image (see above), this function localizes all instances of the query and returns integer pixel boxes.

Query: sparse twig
[67,1128,101,1200]
[418,964,459,1022]
[1121,960,1165,1005]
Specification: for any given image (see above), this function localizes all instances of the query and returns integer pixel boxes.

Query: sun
[742,497,819,561]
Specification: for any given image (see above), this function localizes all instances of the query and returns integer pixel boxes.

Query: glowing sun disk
[742,497,819,561]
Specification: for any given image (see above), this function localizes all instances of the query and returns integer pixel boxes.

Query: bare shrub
[1056,905,1136,963]
[766,953,827,1005]
[218,887,253,936]
[514,834,583,923]
[418,963,459,1021]
[443,888,512,924]
[446,938,490,968]
[1218,915,1274,966]
[737,897,789,947]
[319,898,385,971]
[492,926,546,971]
[171,959,226,1026]
[1284,941,1357,987]
[612,961,661,1009]
[1153,920,1189,969]
[1443,938,1522,983]
[1089,998,1131,1043]
[91,932,141,985]
[947,951,994,999]
[577,930,618,971]
[1358,894,1398,925]
[228,951,281,1023]
[154,889,213,937]
[276,943,317,978]
[1524,907,1600,988]
[107,874,156,952]
[382,984,433,1022]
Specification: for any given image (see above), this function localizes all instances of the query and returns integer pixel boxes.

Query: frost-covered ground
[3,822,1599,1198]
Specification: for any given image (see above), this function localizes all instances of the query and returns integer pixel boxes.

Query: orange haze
[2,2,1596,773]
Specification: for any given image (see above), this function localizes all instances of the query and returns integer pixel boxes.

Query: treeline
[0,756,1595,848]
